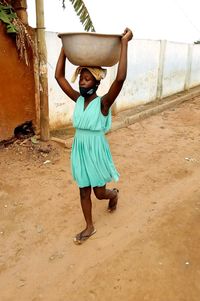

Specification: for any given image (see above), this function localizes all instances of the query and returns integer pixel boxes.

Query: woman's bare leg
[74,186,96,243]
[93,185,119,211]
[80,186,94,231]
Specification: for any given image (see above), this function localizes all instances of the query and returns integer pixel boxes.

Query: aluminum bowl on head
[58,32,122,67]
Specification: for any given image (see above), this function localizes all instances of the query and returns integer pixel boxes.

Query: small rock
[38,145,51,153]
[43,160,51,164]
[18,279,26,287]
[36,225,43,233]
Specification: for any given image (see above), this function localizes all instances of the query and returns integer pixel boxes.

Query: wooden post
[33,34,41,137]
[35,0,49,141]
[12,0,28,24]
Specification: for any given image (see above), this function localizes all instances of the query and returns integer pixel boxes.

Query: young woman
[55,28,133,244]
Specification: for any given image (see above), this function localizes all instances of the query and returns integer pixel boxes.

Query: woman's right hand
[121,28,133,42]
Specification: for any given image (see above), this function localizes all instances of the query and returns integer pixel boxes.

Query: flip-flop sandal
[73,229,97,245]
[107,188,119,212]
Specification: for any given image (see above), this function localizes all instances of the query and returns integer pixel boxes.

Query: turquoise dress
[71,96,119,188]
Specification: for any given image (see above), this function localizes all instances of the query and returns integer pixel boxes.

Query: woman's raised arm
[55,48,80,102]
[101,28,133,115]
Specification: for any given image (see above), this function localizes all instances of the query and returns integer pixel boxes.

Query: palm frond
[0,2,18,33]
[62,0,95,32]
[0,1,34,65]
[13,17,35,66]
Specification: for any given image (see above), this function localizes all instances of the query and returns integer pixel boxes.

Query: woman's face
[79,69,96,88]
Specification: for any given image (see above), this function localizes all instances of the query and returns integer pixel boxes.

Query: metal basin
[58,32,122,67]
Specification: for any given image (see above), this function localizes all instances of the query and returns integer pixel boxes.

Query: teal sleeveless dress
[71,96,119,188]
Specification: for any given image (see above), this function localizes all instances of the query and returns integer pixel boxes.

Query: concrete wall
[46,32,75,130]
[46,32,200,130]
[0,23,36,141]
[115,39,160,111]
[162,42,189,97]
[190,44,200,87]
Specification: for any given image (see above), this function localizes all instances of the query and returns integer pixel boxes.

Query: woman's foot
[107,188,119,212]
[73,227,96,245]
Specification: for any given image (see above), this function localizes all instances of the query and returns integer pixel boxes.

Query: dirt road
[0,95,200,301]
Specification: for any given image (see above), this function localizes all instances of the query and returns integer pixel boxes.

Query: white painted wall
[46,32,200,130]
[46,32,75,130]
[190,44,200,87]
[162,42,188,97]
[115,39,160,111]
